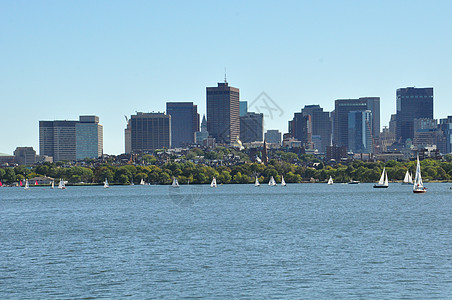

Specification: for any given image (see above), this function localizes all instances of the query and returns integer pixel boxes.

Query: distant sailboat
[328,176,334,185]
[24,179,30,190]
[104,178,109,188]
[58,179,66,190]
[0,180,3,187]
[140,178,145,185]
[402,170,413,185]
[51,180,54,189]
[211,177,217,188]
[413,155,427,193]
[255,176,260,187]
[374,167,389,188]
[172,177,179,188]
[268,176,277,186]
[281,176,287,186]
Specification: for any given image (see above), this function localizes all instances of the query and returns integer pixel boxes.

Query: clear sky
[1,0,451,155]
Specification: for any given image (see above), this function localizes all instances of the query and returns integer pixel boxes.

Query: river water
[1,183,451,298]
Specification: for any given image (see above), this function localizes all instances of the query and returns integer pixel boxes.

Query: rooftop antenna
[224,67,227,83]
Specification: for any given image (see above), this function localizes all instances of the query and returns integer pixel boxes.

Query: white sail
[384,170,389,186]
[403,170,410,183]
[58,179,65,189]
[268,176,276,186]
[104,178,109,188]
[255,176,260,187]
[409,172,413,183]
[51,180,54,189]
[413,155,425,192]
[24,179,29,190]
[211,177,217,188]
[328,176,333,185]
[281,176,287,186]
[172,177,179,188]
[140,178,145,185]
[378,168,386,185]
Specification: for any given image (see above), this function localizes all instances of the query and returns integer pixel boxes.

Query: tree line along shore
[1,154,452,185]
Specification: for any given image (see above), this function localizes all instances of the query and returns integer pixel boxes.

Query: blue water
[1,183,451,299]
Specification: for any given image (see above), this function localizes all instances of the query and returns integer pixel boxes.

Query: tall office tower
[413,118,438,149]
[130,112,171,152]
[289,112,312,147]
[206,82,240,144]
[388,114,397,136]
[195,115,209,144]
[76,116,103,160]
[301,105,331,153]
[13,147,36,165]
[240,112,264,143]
[166,102,199,148]
[333,97,380,148]
[348,110,373,154]
[124,118,132,154]
[40,116,103,162]
[240,101,248,116]
[39,120,77,161]
[396,87,433,143]
[265,130,282,145]
[438,116,452,154]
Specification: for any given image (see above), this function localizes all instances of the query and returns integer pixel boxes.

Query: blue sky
[1,0,451,155]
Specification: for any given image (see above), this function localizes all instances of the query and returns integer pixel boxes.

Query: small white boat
[348,180,360,184]
[268,176,277,186]
[58,179,66,190]
[255,176,260,187]
[413,155,427,194]
[140,178,145,185]
[104,178,109,188]
[374,167,389,188]
[51,180,54,189]
[24,179,30,190]
[402,170,413,185]
[172,177,179,188]
[327,176,334,185]
[281,176,287,186]
[211,177,217,188]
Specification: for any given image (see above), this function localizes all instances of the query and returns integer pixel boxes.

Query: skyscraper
[289,113,312,147]
[206,82,240,144]
[240,101,248,116]
[301,105,331,153]
[166,102,199,148]
[130,112,171,152]
[76,116,103,160]
[348,110,373,153]
[396,87,434,143]
[240,112,263,143]
[265,130,282,145]
[39,116,103,162]
[195,115,209,145]
[333,97,380,148]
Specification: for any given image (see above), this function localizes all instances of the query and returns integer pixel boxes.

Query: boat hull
[373,185,388,188]
[413,189,427,194]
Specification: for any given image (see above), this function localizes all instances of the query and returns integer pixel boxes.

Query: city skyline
[2,1,452,155]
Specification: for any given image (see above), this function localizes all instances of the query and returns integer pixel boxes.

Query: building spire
[224,67,227,83]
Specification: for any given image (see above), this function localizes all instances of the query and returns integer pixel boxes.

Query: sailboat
[24,179,30,190]
[255,176,260,187]
[104,178,109,188]
[374,167,389,188]
[140,178,145,185]
[402,170,413,185]
[268,176,277,186]
[51,180,54,189]
[58,179,66,190]
[413,155,427,193]
[172,177,179,188]
[210,177,217,188]
[281,176,287,186]
[327,176,334,185]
